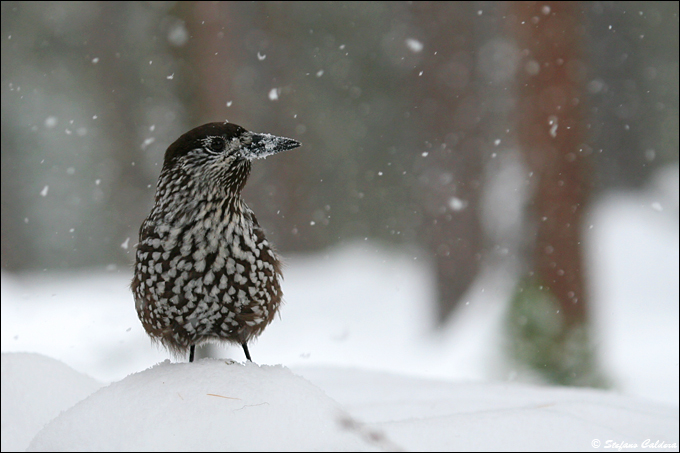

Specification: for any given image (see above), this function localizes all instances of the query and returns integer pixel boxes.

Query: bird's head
[159,122,300,197]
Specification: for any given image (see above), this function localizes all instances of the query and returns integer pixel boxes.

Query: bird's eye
[209,137,226,152]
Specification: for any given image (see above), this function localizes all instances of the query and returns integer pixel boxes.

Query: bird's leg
[242,343,252,361]
[189,344,195,362]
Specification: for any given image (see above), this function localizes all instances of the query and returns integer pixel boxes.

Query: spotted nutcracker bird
[131,122,300,362]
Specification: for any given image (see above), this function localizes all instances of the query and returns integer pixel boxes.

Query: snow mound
[1,353,102,452]
[27,359,376,452]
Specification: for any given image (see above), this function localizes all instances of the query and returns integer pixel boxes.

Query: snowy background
[2,2,679,451]
[2,166,678,450]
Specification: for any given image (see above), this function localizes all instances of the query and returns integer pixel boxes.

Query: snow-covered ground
[1,166,678,450]
[1,353,101,452]
[2,355,678,451]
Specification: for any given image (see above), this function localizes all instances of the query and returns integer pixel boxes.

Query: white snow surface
[25,358,373,452]
[300,367,678,452]
[1,353,101,452]
[2,353,678,452]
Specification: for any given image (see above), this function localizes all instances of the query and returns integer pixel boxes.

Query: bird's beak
[244,133,301,160]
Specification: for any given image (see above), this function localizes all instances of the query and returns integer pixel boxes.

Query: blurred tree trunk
[508,1,606,387]
[176,1,237,123]
[412,2,484,324]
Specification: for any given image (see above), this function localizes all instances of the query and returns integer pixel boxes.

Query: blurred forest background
[1,1,678,387]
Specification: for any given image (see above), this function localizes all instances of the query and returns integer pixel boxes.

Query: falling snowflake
[448,197,468,211]
[405,38,423,53]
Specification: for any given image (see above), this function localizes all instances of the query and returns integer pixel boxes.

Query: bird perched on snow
[131,122,300,362]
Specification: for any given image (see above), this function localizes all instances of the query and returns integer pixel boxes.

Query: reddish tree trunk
[513,1,591,326]
[508,1,605,386]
